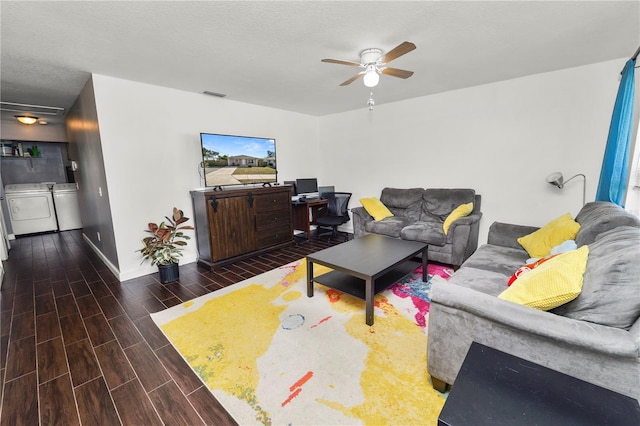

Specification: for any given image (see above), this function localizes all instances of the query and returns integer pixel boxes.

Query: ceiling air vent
[0,101,65,116]
[202,91,226,98]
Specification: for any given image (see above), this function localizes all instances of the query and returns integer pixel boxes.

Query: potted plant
[139,207,194,283]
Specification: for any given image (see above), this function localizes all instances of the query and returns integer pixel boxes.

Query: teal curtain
[595,59,636,206]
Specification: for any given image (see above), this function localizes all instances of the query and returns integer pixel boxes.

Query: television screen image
[200,133,277,188]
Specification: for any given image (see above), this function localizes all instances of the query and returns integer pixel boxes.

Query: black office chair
[315,192,352,242]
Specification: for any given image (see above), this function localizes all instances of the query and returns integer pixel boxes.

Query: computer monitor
[318,186,335,198]
[296,178,318,196]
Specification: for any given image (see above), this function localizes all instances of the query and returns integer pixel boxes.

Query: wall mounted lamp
[15,115,39,125]
[546,172,586,206]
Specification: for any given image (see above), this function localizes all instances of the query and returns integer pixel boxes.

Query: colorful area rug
[151,260,453,425]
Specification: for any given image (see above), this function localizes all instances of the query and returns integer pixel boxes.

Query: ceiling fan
[321,41,416,88]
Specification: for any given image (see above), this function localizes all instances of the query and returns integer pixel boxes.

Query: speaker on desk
[284,181,297,196]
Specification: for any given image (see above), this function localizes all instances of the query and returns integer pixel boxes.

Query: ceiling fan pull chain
[368,91,375,111]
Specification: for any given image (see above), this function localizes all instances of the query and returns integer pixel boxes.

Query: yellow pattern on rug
[152,260,446,425]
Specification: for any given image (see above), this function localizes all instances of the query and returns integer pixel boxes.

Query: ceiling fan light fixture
[363,66,379,88]
[15,115,38,125]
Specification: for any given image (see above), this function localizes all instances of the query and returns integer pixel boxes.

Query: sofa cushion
[359,197,394,221]
[379,187,424,221]
[365,216,414,238]
[575,201,640,246]
[421,189,475,222]
[498,246,589,311]
[447,267,510,297]
[552,226,640,330]
[460,244,529,276]
[400,221,447,246]
[517,213,580,258]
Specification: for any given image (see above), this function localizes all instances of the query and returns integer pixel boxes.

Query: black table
[438,342,640,426]
[306,234,427,325]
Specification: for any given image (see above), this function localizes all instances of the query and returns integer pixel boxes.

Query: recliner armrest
[351,206,371,219]
[447,212,482,229]
[351,206,373,238]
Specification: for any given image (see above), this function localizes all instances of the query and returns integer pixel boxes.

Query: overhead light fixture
[15,115,38,125]
[363,65,380,88]
[546,172,586,206]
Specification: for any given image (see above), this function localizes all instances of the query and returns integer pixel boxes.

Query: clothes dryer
[5,183,58,235]
[52,183,82,231]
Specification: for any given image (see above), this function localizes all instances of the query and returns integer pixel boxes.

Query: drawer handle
[209,196,218,213]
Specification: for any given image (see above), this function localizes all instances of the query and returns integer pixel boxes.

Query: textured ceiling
[1,1,639,125]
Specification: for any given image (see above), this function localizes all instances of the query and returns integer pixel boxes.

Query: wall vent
[202,91,227,98]
[0,101,65,116]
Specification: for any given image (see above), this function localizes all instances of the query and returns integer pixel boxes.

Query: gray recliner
[351,188,482,268]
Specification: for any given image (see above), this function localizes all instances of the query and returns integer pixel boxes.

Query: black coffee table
[438,342,640,425]
[306,234,428,325]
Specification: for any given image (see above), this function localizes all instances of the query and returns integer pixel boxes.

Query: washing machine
[5,183,58,235]
[52,183,82,231]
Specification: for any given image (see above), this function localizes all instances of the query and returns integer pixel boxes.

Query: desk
[438,342,640,426]
[292,199,328,240]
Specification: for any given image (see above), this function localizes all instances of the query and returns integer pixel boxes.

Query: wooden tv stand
[190,186,294,269]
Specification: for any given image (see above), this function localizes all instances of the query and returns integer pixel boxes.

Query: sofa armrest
[448,211,482,229]
[487,221,540,250]
[351,206,373,238]
[428,278,639,397]
[447,212,483,266]
[430,280,637,356]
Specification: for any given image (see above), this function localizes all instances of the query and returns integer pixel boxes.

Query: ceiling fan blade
[381,67,414,79]
[340,72,365,86]
[321,58,362,67]
[382,41,416,63]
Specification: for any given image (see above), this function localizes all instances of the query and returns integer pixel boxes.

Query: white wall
[91,74,319,280]
[318,58,626,243]
[90,58,626,281]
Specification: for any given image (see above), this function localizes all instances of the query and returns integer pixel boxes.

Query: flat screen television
[200,133,277,188]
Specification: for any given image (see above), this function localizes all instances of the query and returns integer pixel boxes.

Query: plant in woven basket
[139,207,194,266]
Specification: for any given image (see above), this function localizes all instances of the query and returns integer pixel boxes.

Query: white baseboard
[82,233,122,280]
[82,233,198,282]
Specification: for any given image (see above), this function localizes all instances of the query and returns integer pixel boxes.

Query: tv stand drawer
[256,207,290,230]
[257,224,292,248]
[255,191,290,211]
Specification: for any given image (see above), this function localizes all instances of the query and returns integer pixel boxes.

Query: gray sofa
[427,201,640,399]
[351,188,482,268]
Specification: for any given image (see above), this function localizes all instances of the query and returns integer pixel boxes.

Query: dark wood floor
[0,230,342,425]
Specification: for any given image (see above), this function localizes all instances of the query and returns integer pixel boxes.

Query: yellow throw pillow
[359,197,394,221]
[517,213,580,258]
[498,245,589,311]
[443,202,474,235]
